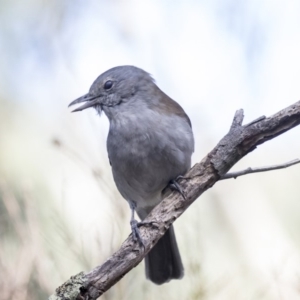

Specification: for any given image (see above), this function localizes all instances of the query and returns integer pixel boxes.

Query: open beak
[68,93,99,112]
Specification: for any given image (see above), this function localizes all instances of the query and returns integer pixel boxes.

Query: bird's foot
[130,219,145,248]
[130,220,160,249]
[169,176,186,200]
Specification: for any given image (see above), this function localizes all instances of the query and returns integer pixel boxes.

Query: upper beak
[68,93,99,112]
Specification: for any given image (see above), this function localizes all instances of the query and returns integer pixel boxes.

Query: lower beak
[68,93,99,112]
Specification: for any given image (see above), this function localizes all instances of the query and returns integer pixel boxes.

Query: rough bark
[49,100,300,300]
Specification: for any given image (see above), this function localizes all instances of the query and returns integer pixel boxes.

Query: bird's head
[68,65,154,117]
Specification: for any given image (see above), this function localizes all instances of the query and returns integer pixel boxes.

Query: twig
[49,100,300,300]
[221,159,300,180]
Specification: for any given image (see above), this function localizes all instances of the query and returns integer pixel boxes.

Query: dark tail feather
[145,225,184,284]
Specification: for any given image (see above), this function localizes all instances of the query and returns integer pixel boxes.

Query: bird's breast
[106,111,193,207]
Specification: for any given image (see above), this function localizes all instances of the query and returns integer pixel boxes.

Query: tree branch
[49,100,300,300]
[221,158,300,179]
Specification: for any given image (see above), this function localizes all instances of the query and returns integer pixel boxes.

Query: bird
[68,65,194,285]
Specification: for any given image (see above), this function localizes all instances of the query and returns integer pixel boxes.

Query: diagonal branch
[49,100,300,300]
[221,158,300,180]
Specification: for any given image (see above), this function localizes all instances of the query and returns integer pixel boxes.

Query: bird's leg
[128,202,160,248]
[169,175,186,200]
[129,201,144,247]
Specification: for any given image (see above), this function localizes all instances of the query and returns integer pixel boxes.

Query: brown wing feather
[151,86,192,128]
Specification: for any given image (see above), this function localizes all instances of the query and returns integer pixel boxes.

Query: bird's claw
[130,220,160,250]
[169,176,186,200]
[130,219,145,248]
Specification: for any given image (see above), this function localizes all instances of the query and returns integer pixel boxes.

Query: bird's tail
[145,224,184,284]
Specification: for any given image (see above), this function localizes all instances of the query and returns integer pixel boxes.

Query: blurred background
[1,0,300,299]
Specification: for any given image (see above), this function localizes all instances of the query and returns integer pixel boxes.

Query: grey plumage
[69,65,194,284]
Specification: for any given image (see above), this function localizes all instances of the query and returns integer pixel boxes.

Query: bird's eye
[104,80,113,90]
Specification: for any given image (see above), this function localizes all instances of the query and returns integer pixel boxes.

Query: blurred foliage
[0,180,56,299]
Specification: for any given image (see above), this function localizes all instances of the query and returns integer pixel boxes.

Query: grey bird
[69,66,194,284]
